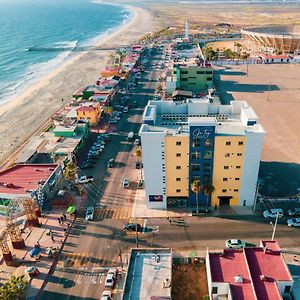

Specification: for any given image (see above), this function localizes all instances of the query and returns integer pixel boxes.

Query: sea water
[0,0,131,102]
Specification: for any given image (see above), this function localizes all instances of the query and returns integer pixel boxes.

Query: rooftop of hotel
[140,99,265,136]
[123,249,172,300]
[0,164,58,195]
[209,249,257,300]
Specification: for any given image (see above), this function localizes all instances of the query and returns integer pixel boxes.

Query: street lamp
[270,212,280,241]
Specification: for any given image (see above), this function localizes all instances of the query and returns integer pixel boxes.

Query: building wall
[140,128,167,209]
[174,65,213,92]
[212,135,246,206]
[165,135,189,198]
[76,104,101,126]
[240,130,264,206]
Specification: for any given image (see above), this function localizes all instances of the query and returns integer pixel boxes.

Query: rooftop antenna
[184,20,189,39]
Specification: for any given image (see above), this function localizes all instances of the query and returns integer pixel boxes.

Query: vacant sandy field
[214,63,300,164]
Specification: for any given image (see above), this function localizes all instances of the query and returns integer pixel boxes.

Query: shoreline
[0,4,154,165]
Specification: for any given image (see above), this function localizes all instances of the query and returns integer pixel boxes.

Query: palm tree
[64,161,77,181]
[190,180,203,213]
[203,185,215,213]
[134,147,143,180]
[0,275,28,300]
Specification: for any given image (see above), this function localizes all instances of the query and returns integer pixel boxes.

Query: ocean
[0,0,131,102]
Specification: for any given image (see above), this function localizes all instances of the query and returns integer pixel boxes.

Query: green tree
[0,275,28,300]
[64,161,77,181]
[203,185,215,212]
[203,46,217,61]
[134,147,143,180]
[191,180,203,213]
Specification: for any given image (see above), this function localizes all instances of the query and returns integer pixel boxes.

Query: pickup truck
[75,176,94,184]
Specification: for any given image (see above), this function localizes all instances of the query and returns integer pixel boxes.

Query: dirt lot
[214,63,300,196]
[172,261,209,300]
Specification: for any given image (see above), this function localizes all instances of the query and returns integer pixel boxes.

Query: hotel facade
[139,99,265,209]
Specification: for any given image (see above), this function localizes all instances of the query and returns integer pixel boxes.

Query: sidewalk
[131,188,255,218]
[0,194,86,300]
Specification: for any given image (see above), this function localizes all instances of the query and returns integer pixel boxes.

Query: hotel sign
[192,128,213,142]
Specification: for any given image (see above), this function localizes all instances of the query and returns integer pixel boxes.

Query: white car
[104,273,115,288]
[108,268,117,278]
[101,290,112,300]
[287,218,300,227]
[75,175,94,184]
[122,179,129,188]
[288,208,300,216]
[263,208,284,219]
[123,107,128,113]
[85,207,94,221]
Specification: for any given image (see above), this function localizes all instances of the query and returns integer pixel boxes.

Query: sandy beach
[0,4,154,165]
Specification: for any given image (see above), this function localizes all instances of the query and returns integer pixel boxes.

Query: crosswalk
[94,207,132,220]
[58,252,120,269]
[75,268,105,285]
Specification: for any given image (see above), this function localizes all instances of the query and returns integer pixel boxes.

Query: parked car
[122,179,129,188]
[263,208,284,219]
[123,106,128,113]
[123,223,142,232]
[287,218,300,227]
[226,239,246,249]
[134,138,141,145]
[288,208,300,216]
[127,131,134,140]
[101,290,112,300]
[105,273,115,288]
[85,207,94,221]
[107,158,115,168]
[108,268,117,278]
[76,176,94,184]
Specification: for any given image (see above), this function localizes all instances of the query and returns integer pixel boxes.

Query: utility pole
[118,246,123,270]
[271,212,279,241]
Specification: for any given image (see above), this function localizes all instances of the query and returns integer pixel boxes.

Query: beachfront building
[76,102,101,126]
[257,54,291,64]
[139,99,265,209]
[206,240,294,300]
[0,164,63,214]
[122,248,172,300]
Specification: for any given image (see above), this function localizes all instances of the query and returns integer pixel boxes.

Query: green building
[173,64,213,92]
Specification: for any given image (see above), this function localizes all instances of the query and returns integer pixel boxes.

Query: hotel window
[176,178,181,181]
[236,166,241,169]
[191,151,201,159]
[212,287,218,294]
[176,141,181,146]
[225,153,230,157]
[192,139,200,147]
[204,139,212,147]
[176,189,181,193]
[234,189,239,192]
[226,141,231,146]
[176,166,181,170]
[235,178,240,181]
[207,77,213,81]
[224,166,229,169]
[197,71,205,74]
[238,141,244,145]
[204,150,212,160]
[203,162,211,172]
[237,153,242,156]
[176,153,181,157]
[223,178,228,181]
[222,189,227,193]
[191,164,200,171]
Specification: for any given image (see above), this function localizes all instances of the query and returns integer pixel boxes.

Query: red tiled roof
[245,243,292,300]
[0,164,58,195]
[210,249,257,300]
[259,54,290,59]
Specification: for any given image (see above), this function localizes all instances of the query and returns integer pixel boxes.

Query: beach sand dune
[0,5,154,166]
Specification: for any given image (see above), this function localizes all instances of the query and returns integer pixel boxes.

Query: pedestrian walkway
[57,252,120,269]
[95,207,132,220]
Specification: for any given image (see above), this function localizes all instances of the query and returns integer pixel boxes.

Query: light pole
[270,212,279,241]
